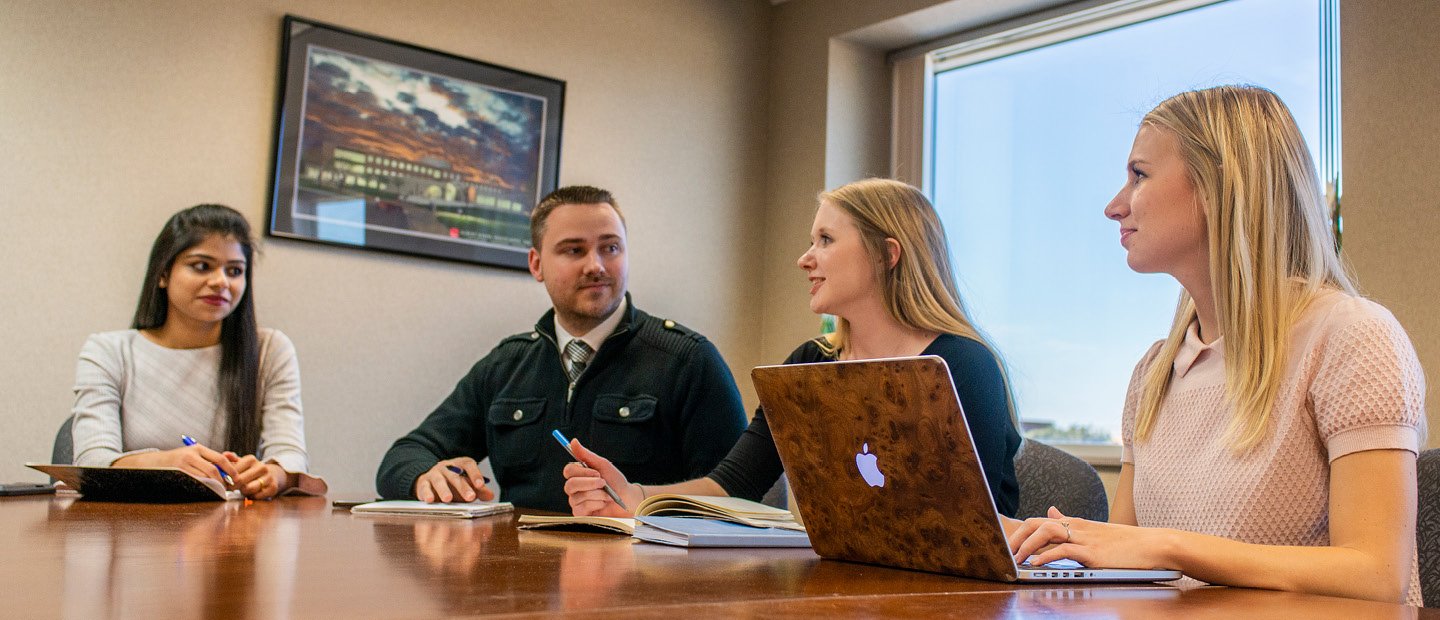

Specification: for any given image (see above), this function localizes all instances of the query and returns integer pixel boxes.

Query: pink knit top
[1121,289,1426,605]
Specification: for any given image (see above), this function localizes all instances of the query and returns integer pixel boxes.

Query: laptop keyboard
[1020,557,1084,569]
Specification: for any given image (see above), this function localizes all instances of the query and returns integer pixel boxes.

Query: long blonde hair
[817,179,1018,424]
[1133,86,1355,449]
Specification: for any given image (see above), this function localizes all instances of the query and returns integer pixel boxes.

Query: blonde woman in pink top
[1007,85,1425,605]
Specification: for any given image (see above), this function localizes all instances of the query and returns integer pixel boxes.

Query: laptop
[752,355,1180,583]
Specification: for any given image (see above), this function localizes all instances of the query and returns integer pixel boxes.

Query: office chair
[1014,439,1109,522]
[761,473,789,510]
[1418,448,1440,606]
[52,416,73,465]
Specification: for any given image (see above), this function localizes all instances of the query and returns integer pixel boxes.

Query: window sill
[1049,442,1123,468]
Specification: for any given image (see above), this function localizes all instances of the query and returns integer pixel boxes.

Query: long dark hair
[132,204,261,454]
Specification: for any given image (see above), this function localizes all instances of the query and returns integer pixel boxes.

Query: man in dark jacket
[377,186,747,512]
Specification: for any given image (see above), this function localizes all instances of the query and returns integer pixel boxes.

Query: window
[916,0,1338,448]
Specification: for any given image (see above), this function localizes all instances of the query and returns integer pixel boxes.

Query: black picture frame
[267,16,564,270]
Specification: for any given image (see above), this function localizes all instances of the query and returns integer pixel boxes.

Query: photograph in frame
[268,16,564,269]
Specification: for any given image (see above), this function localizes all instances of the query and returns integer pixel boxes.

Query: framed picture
[267,16,564,269]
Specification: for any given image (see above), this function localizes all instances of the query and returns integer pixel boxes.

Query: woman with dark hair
[71,204,324,499]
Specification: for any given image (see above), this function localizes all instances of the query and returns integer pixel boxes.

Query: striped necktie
[564,339,593,384]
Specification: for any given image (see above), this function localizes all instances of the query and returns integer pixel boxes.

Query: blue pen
[180,435,235,486]
[552,430,628,510]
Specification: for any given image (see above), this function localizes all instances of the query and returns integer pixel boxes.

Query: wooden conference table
[2,493,1433,619]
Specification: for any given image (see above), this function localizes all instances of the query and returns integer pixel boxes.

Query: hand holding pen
[554,430,634,513]
[178,435,238,487]
[414,457,495,503]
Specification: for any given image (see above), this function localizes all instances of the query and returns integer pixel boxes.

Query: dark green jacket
[377,297,747,512]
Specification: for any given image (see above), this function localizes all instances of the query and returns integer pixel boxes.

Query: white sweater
[70,328,309,473]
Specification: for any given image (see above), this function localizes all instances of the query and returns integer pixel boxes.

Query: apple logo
[855,443,885,487]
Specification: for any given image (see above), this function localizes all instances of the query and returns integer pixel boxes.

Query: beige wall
[1342,0,1440,448]
[2,0,1436,498]
[0,0,770,493]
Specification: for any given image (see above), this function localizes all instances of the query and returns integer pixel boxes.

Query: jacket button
[618,406,631,418]
[663,320,676,329]
[530,332,539,339]
[512,410,524,420]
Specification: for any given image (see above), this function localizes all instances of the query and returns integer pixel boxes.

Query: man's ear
[885,238,901,269]
[528,248,544,282]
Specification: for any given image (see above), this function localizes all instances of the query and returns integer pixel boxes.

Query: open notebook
[518,514,637,534]
[518,493,803,535]
[27,464,241,502]
[631,493,804,530]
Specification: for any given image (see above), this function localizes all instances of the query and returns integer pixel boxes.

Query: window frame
[889,0,1342,466]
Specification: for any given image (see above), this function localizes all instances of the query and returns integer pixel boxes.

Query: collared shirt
[1171,321,1223,380]
[553,296,628,376]
[1121,289,1425,604]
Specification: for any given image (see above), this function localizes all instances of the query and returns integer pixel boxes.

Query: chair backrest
[52,416,74,465]
[761,473,789,510]
[1014,439,1108,522]
[1417,448,1440,607]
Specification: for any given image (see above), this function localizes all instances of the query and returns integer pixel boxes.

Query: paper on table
[350,500,514,518]
[517,514,636,535]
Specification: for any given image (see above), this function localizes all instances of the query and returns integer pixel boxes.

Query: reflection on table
[0,494,1431,619]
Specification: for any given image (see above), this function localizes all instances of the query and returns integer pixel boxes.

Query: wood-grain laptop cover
[753,355,1019,582]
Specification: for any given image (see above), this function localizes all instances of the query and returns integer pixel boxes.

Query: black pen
[446,465,491,485]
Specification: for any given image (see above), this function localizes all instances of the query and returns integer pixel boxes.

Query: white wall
[0,0,770,493]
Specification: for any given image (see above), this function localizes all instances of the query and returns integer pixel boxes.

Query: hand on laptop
[562,440,643,517]
[998,515,1023,537]
[1008,506,1168,570]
